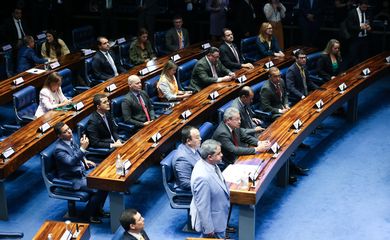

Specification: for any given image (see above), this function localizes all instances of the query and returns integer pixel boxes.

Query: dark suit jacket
[121,230,150,240]
[91,50,125,80]
[231,97,257,135]
[86,111,119,149]
[212,122,258,164]
[0,17,30,47]
[54,139,86,190]
[121,90,156,128]
[165,27,189,52]
[189,56,231,92]
[16,46,47,73]
[286,63,319,103]
[346,8,371,39]
[316,53,342,82]
[260,79,289,119]
[256,36,281,58]
[219,42,243,71]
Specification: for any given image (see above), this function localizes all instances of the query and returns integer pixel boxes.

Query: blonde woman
[317,39,343,82]
[256,22,284,58]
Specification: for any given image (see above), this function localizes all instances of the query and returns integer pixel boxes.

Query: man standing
[189,47,235,92]
[122,75,155,129]
[213,107,271,165]
[119,208,150,240]
[231,86,264,135]
[190,139,229,239]
[260,67,290,120]
[219,28,254,71]
[165,15,190,52]
[92,36,126,80]
[286,49,319,105]
[173,126,202,191]
[86,94,123,150]
[53,122,108,223]
[0,7,29,48]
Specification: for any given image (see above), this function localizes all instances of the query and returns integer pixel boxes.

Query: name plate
[36,33,46,40]
[2,44,12,51]
[60,230,72,240]
[116,37,126,44]
[270,142,280,158]
[49,61,60,69]
[237,75,247,83]
[386,56,390,63]
[338,82,347,93]
[264,60,274,69]
[123,159,131,170]
[13,77,24,85]
[39,122,51,133]
[170,54,181,62]
[82,49,95,56]
[73,102,84,111]
[181,109,192,120]
[292,119,303,133]
[105,83,117,92]
[139,68,150,76]
[2,147,15,159]
[315,99,324,111]
[147,65,158,72]
[209,91,219,100]
[362,68,370,76]
[201,42,211,49]
[292,49,300,55]
[151,132,162,147]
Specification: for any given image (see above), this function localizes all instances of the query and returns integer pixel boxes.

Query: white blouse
[35,87,67,117]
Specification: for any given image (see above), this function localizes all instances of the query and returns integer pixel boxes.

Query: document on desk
[26,68,46,74]
[223,161,265,184]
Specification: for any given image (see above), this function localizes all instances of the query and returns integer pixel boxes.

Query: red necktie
[232,130,238,146]
[137,94,151,122]
[275,83,282,100]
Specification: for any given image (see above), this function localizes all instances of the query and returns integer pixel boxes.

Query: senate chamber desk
[0,41,212,220]
[228,51,390,240]
[33,220,90,240]
[85,46,316,231]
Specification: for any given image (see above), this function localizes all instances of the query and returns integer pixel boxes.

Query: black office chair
[306,51,325,85]
[41,142,91,218]
[0,46,15,78]
[240,36,261,62]
[111,94,135,139]
[118,41,133,69]
[153,31,169,57]
[81,57,105,87]
[12,86,38,125]
[176,59,198,91]
[58,68,90,98]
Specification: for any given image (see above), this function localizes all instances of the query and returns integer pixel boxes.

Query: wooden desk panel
[33,221,90,240]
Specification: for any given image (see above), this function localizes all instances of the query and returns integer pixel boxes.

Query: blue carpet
[0,78,389,239]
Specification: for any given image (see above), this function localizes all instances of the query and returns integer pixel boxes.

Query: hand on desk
[255,140,271,152]
[110,139,124,148]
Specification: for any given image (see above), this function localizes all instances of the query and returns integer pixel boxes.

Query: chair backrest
[12,86,37,124]
[144,75,161,103]
[82,57,95,86]
[199,121,216,141]
[240,36,261,62]
[111,94,126,124]
[217,100,233,123]
[251,80,266,105]
[76,115,90,145]
[58,68,74,98]
[306,51,322,74]
[161,150,177,184]
[72,25,95,50]
[118,42,132,68]
[40,141,58,187]
[154,31,167,56]
[0,48,15,78]
[176,59,197,90]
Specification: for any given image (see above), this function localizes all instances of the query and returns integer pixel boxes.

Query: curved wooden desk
[229,51,390,240]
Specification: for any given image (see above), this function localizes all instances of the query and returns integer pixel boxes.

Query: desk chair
[81,58,105,87]
[111,94,135,139]
[71,25,95,51]
[306,51,324,85]
[144,75,173,116]
[240,36,261,62]
[0,46,15,78]
[176,59,198,91]
[41,142,91,218]
[12,86,37,125]
[153,31,168,57]
[118,42,133,69]
[58,68,89,98]
[251,81,273,125]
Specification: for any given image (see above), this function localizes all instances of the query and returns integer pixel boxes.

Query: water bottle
[116,154,123,175]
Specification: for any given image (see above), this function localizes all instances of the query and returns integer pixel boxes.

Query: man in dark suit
[260,67,290,120]
[173,126,202,191]
[0,7,30,48]
[53,122,108,224]
[219,28,254,72]
[92,36,126,80]
[165,15,190,52]
[345,0,372,67]
[212,107,271,165]
[16,35,47,73]
[190,47,235,92]
[86,94,123,150]
[231,86,264,136]
[119,208,150,240]
[122,75,156,129]
[286,49,319,105]
[298,0,323,47]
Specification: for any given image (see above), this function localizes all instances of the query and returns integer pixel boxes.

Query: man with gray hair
[190,139,230,239]
[122,75,155,129]
[213,107,271,165]
[189,46,235,92]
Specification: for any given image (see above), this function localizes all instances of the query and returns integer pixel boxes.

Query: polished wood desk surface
[33,221,90,240]
[229,51,390,206]
[0,52,86,105]
[0,42,211,179]
[87,46,316,192]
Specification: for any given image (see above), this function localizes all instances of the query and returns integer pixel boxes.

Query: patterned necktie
[299,65,308,96]
[137,94,151,121]
[177,30,184,49]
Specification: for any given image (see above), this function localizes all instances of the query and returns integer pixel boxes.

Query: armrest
[0,232,24,238]
[52,178,74,188]
[21,115,36,122]
[87,147,112,154]
[2,124,21,131]
[118,122,135,131]
[253,109,272,117]
[74,86,90,93]
[152,101,172,109]
[309,74,325,85]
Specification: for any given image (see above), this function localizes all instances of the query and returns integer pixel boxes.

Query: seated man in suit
[165,15,190,52]
[286,49,319,105]
[190,139,229,239]
[16,35,47,73]
[92,36,126,80]
[212,107,271,165]
[53,122,109,224]
[260,67,290,120]
[122,75,156,129]
[231,86,265,136]
[86,94,123,151]
[219,28,254,71]
[173,125,202,191]
[189,47,235,92]
[119,208,150,240]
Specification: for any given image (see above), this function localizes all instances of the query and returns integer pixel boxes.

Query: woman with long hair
[256,22,284,58]
[316,39,343,82]
[129,28,156,65]
[40,30,70,60]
